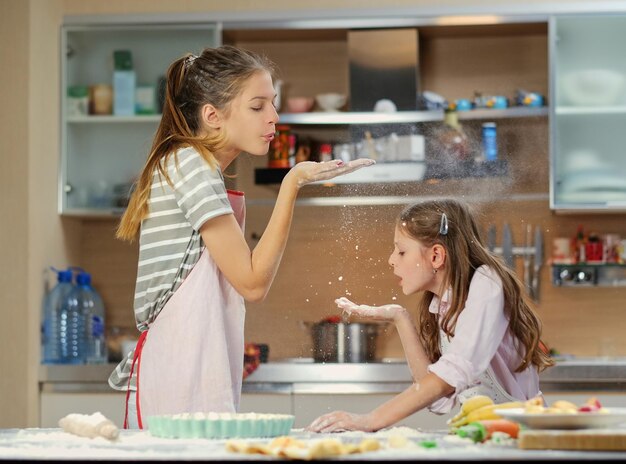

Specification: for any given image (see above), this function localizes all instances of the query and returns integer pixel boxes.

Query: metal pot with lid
[301,317,389,363]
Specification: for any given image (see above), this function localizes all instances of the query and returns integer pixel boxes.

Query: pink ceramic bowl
[286,96,315,113]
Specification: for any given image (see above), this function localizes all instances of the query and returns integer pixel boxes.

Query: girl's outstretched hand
[287,159,375,188]
[306,411,374,433]
[335,297,406,322]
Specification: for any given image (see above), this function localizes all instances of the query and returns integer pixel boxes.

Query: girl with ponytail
[109,45,374,428]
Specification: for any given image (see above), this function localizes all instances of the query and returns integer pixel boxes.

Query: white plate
[495,408,626,430]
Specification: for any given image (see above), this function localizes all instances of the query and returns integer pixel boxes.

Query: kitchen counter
[2,427,626,461]
[39,357,626,393]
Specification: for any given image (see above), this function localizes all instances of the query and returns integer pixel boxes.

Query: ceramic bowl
[285,96,314,113]
[561,69,626,106]
[315,93,347,112]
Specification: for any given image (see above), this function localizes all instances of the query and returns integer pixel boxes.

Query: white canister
[552,237,574,264]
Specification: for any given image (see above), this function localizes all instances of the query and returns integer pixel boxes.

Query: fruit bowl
[315,93,347,112]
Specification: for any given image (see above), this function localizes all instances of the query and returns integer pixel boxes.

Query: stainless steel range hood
[348,28,420,111]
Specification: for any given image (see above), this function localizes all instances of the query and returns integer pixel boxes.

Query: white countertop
[2,427,626,461]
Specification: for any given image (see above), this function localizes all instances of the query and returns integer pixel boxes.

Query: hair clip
[185,54,198,68]
[439,213,448,236]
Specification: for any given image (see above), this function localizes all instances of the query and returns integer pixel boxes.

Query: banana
[461,396,494,418]
[449,401,523,428]
[448,395,494,425]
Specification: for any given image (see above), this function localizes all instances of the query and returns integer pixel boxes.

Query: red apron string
[123,330,148,429]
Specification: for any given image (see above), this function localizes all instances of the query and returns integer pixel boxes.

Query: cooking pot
[301,321,388,363]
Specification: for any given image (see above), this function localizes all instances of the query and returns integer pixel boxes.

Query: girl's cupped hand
[288,158,375,188]
[335,297,406,322]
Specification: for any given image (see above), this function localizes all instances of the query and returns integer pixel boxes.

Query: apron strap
[123,330,148,429]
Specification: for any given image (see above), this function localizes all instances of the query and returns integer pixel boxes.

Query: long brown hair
[399,199,553,373]
[116,45,275,242]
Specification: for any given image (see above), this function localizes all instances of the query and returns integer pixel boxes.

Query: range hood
[348,28,420,111]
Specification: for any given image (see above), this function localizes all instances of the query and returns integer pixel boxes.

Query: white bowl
[315,93,347,112]
[561,69,626,106]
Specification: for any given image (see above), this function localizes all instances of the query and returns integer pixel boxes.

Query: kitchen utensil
[301,320,387,363]
[523,224,532,297]
[502,223,514,268]
[486,224,496,252]
[531,226,543,301]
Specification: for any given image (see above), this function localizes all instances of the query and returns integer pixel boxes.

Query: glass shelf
[277,106,547,125]
[67,115,161,123]
[555,106,626,116]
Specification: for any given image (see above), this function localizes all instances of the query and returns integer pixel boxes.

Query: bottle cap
[75,271,92,286]
[51,267,73,283]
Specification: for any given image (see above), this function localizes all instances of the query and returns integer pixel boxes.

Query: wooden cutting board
[519,429,626,450]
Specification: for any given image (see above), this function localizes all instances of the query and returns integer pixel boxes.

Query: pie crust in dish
[147,412,295,439]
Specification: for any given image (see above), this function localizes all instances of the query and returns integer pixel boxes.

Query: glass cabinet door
[550,15,626,211]
[61,24,220,216]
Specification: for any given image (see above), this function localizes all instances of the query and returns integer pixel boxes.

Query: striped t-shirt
[109,146,233,391]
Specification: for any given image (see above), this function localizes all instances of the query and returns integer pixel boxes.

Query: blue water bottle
[481,122,498,162]
[42,267,74,364]
[74,270,108,364]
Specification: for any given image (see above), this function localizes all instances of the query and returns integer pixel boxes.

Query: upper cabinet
[60,19,550,216]
[550,15,626,211]
[60,24,219,216]
[225,23,549,193]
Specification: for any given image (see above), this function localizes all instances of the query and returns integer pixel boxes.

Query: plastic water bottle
[42,267,74,364]
[481,122,498,162]
[58,274,88,364]
[73,271,108,364]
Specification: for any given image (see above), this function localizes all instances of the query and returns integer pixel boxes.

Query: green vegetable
[419,440,437,448]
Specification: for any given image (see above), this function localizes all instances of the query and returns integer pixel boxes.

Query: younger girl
[108,45,374,429]
[308,199,553,432]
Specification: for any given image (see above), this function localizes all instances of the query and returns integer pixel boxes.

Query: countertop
[39,357,626,393]
[2,427,626,461]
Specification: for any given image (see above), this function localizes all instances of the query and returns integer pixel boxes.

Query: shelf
[277,111,442,125]
[255,160,507,185]
[456,106,548,120]
[255,163,427,185]
[552,263,626,287]
[555,106,626,116]
[67,115,161,123]
[61,208,125,218]
[276,107,547,125]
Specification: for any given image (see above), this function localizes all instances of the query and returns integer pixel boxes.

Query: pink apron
[124,190,246,428]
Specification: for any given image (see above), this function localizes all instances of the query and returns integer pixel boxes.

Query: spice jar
[268,125,291,168]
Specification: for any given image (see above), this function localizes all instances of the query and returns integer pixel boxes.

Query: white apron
[439,330,518,406]
[125,190,246,428]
